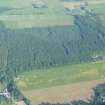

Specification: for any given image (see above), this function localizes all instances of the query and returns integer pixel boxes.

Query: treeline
[39,83,105,105]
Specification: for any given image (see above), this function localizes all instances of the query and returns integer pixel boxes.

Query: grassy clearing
[16,61,105,90]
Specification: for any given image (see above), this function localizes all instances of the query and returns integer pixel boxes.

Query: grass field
[16,60,105,104]
[0,15,74,29]
[0,0,74,29]
[0,0,105,29]
[16,61,105,90]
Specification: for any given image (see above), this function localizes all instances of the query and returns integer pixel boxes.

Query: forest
[0,13,105,77]
[0,9,105,105]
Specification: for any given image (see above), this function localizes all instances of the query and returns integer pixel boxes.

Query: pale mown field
[23,79,105,105]
[0,15,74,29]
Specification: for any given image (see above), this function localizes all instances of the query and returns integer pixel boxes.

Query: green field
[16,61,105,90]
[0,0,74,29]
[0,0,105,29]
[0,15,74,29]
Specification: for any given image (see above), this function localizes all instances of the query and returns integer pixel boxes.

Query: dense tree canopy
[0,13,105,105]
[0,14,105,77]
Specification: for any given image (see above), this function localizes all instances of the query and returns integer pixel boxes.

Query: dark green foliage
[91,83,105,105]
[71,101,90,105]
[0,14,105,77]
[0,77,31,105]
[39,101,90,105]
[39,102,71,105]
[10,83,31,105]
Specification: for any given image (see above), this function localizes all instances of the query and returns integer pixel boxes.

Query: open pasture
[16,61,105,105]
[0,0,105,29]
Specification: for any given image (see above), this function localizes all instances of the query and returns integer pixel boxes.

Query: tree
[91,83,105,105]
